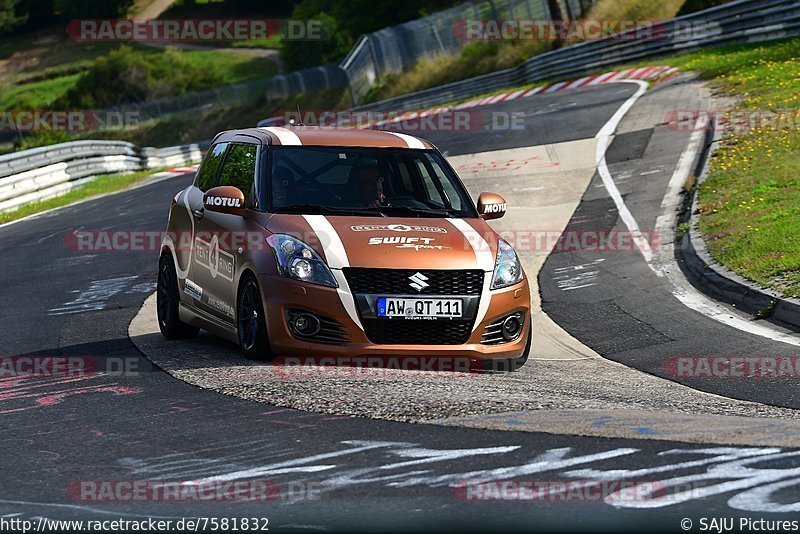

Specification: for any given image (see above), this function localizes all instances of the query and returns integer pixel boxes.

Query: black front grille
[344,268,484,295]
[361,319,472,345]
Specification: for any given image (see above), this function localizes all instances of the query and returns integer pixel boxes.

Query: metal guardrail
[0,140,138,179]
[353,0,800,112]
[0,141,206,213]
[265,0,574,104]
[4,0,795,212]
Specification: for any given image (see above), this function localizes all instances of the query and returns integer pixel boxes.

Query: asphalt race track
[2,77,800,532]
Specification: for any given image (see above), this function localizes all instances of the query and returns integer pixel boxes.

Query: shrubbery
[59,46,229,108]
[281,0,461,71]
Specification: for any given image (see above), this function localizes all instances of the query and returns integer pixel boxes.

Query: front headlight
[267,234,338,288]
[491,239,523,289]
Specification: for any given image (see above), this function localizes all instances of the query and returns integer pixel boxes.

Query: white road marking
[553,259,605,291]
[512,186,546,192]
[595,80,653,262]
[597,82,800,346]
[650,114,800,347]
[48,275,139,316]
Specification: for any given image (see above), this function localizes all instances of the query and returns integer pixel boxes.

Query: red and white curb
[371,65,678,127]
[151,165,198,179]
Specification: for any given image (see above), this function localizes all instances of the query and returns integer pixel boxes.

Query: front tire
[157,254,199,339]
[513,327,532,371]
[237,274,273,360]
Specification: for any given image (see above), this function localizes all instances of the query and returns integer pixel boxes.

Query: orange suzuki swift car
[157,127,531,370]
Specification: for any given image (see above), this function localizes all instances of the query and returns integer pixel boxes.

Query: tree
[0,0,25,34]
[54,0,135,20]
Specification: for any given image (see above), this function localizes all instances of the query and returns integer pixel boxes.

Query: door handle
[193,208,205,219]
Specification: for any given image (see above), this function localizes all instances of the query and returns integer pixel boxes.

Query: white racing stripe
[302,215,363,330]
[385,131,426,149]
[162,188,196,280]
[448,218,495,331]
[259,126,302,146]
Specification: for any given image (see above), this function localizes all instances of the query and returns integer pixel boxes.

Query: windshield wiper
[364,205,459,218]
[276,204,387,217]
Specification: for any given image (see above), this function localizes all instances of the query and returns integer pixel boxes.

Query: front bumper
[257,272,531,361]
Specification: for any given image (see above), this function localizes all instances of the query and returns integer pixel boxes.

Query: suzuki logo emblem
[409,272,429,291]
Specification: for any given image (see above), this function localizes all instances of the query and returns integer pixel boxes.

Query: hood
[265,215,498,271]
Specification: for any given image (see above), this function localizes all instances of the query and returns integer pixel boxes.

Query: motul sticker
[483,203,507,214]
[483,203,506,213]
[205,196,242,208]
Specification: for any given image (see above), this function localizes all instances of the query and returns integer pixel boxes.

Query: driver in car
[348,164,385,208]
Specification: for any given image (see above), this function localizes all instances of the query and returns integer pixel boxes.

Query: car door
[192,141,259,323]
[178,142,227,313]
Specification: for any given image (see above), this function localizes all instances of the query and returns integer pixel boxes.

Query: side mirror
[203,186,246,216]
[477,192,507,220]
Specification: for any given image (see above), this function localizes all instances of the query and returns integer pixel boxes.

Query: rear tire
[157,254,199,339]
[237,274,274,360]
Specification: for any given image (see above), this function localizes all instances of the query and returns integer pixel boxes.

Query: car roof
[213,127,436,150]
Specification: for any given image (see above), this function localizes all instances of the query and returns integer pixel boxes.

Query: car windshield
[266,146,478,218]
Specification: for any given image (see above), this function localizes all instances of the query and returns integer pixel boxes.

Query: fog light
[293,313,321,336]
[501,314,523,341]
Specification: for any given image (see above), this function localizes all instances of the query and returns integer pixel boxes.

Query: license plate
[377,297,462,318]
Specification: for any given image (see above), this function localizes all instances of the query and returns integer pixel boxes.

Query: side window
[396,158,413,194]
[196,143,228,191]
[426,153,459,209]
[415,159,439,201]
[218,143,257,205]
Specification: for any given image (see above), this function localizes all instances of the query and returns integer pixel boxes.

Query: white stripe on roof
[259,126,302,145]
[385,131,426,149]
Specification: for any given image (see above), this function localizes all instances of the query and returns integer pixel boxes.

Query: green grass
[0,33,278,113]
[586,0,686,24]
[0,74,81,110]
[361,41,551,104]
[658,37,800,296]
[0,168,173,225]
[0,34,38,60]
[230,35,283,50]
